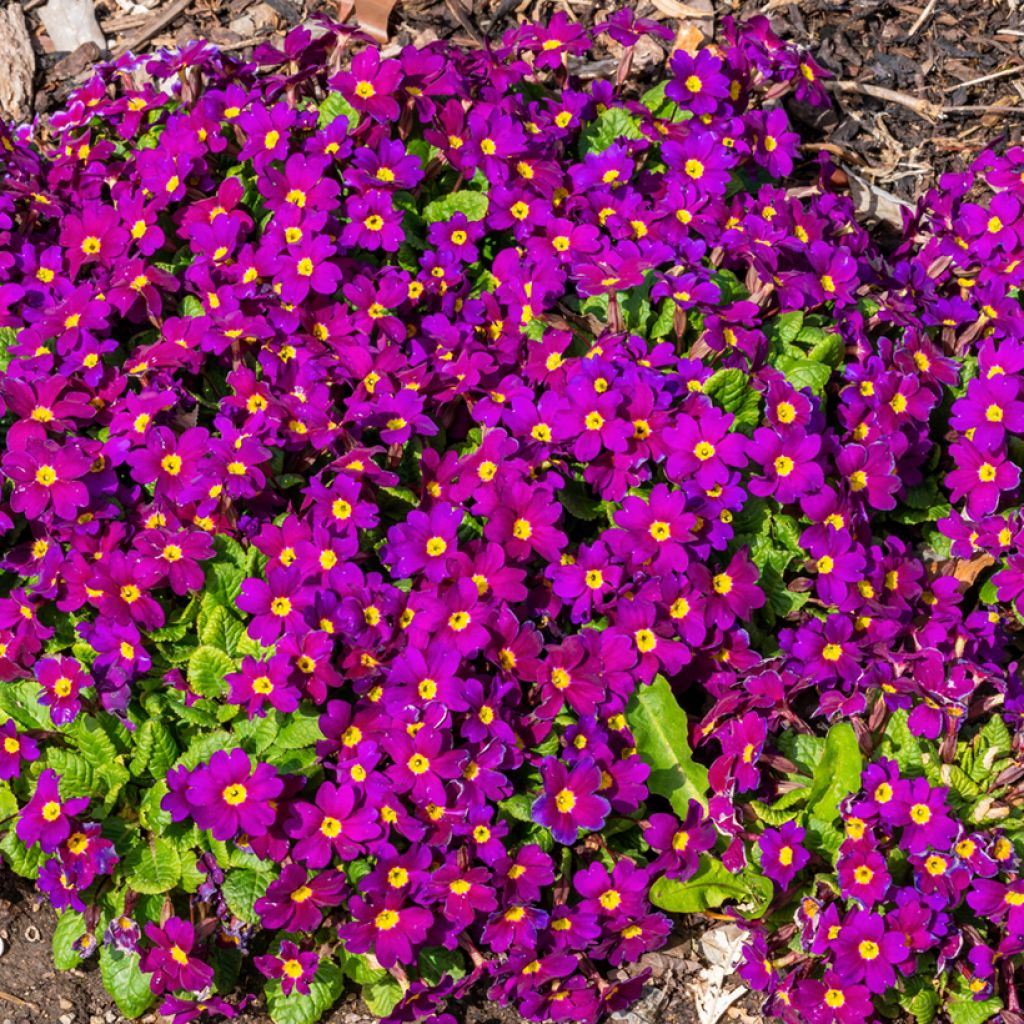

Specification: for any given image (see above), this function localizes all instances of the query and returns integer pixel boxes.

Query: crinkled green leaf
[222,868,270,925]
[361,972,404,1018]
[100,947,156,1019]
[579,106,643,154]
[423,191,489,223]
[267,961,345,1024]
[650,857,772,916]
[188,645,236,698]
[318,92,360,132]
[52,910,88,971]
[124,836,181,894]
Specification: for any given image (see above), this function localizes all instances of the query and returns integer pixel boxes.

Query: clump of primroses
[0,7,1023,1024]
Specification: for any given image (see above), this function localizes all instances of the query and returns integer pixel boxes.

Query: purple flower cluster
[0,7,1022,1024]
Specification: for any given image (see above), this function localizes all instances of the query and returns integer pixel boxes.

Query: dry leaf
[951,553,995,588]
[657,0,713,54]
[354,0,398,42]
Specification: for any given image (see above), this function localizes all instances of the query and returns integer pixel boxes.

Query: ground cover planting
[0,10,1023,1024]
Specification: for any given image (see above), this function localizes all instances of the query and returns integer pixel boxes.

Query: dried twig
[826,80,944,121]
[649,0,714,17]
[946,102,1024,115]
[113,0,194,57]
[0,991,38,1010]
[907,0,937,38]
[944,65,1024,93]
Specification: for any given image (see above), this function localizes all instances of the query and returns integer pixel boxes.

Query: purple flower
[167,748,283,841]
[2,432,93,520]
[332,47,403,122]
[285,781,382,866]
[945,440,1020,517]
[896,778,958,854]
[531,756,610,845]
[254,864,347,931]
[141,918,214,994]
[338,892,433,968]
[16,769,89,852]
[644,802,716,881]
[255,941,320,996]
[758,821,810,890]
[830,910,905,993]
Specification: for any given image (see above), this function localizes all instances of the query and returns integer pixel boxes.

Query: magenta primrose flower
[532,756,610,845]
[165,748,283,841]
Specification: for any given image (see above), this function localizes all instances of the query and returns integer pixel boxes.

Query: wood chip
[0,4,35,122]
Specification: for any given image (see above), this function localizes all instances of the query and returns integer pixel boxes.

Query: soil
[0,868,127,1024]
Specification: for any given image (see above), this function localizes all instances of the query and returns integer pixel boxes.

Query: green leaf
[499,793,534,822]
[131,719,178,779]
[650,856,771,915]
[181,294,204,318]
[559,480,604,521]
[71,716,122,767]
[45,748,96,798]
[123,837,181,894]
[881,709,925,776]
[750,787,808,825]
[187,645,236,698]
[649,297,677,338]
[806,722,863,824]
[806,330,845,368]
[0,829,47,877]
[274,708,324,750]
[772,311,804,346]
[222,868,270,925]
[99,947,156,1019]
[900,984,939,1024]
[946,996,1003,1024]
[0,326,17,371]
[703,368,750,415]
[139,781,172,832]
[418,946,466,985]
[235,712,281,755]
[318,92,360,132]
[52,910,88,970]
[775,351,832,395]
[627,675,708,813]
[579,106,643,154]
[178,730,234,770]
[266,961,345,1024]
[423,191,489,223]
[340,948,387,985]
[199,603,245,656]
[362,972,404,1017]
[0,679,57,730]
[759,565,809,618]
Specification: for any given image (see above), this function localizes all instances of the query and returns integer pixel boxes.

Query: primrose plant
[0,8,1023,1024]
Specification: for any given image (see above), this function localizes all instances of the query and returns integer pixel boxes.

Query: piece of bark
[51,41,102,83]
[0,4,35,123]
